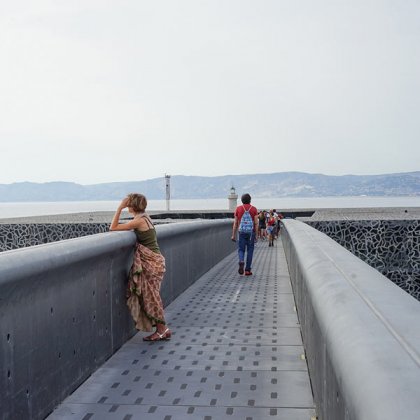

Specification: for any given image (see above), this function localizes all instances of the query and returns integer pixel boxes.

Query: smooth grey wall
[0,220,235,420]
[281,219,420,420]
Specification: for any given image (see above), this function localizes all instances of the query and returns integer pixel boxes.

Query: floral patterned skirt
[126,243,166,331]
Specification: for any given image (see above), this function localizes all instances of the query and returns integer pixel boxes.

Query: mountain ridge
[1,171,420,202]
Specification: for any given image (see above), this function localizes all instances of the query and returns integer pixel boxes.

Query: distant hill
[1,171,420,202]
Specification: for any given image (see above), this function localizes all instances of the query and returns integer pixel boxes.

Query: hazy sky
[1,0,419,184]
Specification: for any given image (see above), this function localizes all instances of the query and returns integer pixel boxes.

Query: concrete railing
[0,219,235,420]
[281,219,420,420]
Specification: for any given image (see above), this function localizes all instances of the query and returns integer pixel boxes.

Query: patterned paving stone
[48,403,314,420]
[47,240,316,420]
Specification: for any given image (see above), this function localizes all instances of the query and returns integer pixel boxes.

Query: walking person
[110,193,171,342]
[272,209,279,239]
[258,210,267,240]
[231,193,259,276]
[266,210,276,247]
[277,212,284,236]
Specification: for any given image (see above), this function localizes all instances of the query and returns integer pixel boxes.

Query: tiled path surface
[47,240,315,420]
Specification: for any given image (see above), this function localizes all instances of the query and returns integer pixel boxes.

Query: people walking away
[258,210,267,240]
[110,193,171,342]
[267,210,276,247]
[277,212,284,236]
[231,193,258,276]
[272,209,279,239]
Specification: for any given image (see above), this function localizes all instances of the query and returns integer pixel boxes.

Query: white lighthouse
[228,186,238,211]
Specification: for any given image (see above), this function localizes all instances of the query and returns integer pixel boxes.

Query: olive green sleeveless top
[134,215,161,254]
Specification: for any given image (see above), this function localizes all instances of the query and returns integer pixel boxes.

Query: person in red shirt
[266,210,276,247]
[231,193,259,276]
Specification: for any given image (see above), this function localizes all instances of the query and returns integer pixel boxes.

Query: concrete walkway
[47,240,316,420]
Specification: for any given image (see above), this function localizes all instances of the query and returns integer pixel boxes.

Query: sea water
[1,196,420,219]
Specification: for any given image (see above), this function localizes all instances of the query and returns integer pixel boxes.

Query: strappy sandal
[143,328,171,342]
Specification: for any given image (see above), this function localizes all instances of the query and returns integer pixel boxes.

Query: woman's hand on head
[119,197,130,209]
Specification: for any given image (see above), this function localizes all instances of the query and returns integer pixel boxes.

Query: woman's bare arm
[110,198,142,231]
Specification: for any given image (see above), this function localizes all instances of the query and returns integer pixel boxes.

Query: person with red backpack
[231,193,259,276]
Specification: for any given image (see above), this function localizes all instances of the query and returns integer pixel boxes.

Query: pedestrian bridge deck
[48,240,315,420]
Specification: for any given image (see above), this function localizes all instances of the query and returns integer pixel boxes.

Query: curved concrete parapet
[0,219,235,420]
[281,219,420,420]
